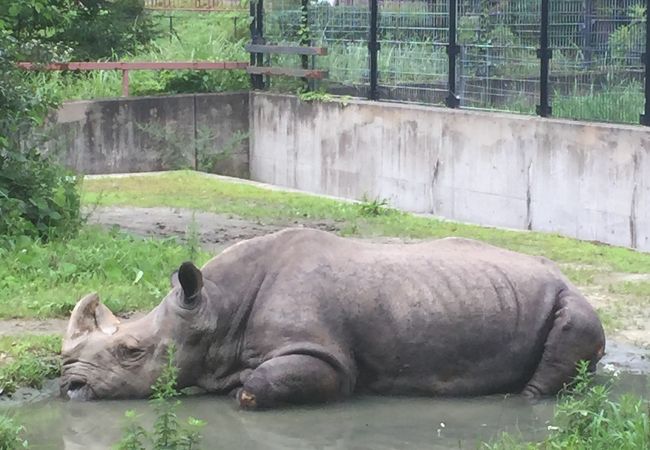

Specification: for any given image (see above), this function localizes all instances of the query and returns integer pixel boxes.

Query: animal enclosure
[253,0,649,124]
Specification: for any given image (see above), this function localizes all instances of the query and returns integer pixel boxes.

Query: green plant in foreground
[0,415,28,449]
[486,362,650,449]
[117,345,205,450]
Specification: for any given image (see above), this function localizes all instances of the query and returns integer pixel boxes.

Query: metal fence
[253,0,649,125]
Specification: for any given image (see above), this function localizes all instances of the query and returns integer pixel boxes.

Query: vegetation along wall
[249,93,650,252]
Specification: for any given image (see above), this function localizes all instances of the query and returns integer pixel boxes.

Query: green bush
[0,415,28,450]
[0,31,81,248]
[0,0,157,61]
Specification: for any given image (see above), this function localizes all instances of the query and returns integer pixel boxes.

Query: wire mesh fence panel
[310,1,371,97]
[549,0,645,124]
[377,0,448,104]
[259,0,307,91]
[457,0,541,114]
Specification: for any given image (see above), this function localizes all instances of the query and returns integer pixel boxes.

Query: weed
[0,415,28,449]
[297,89,351,105]
[185,213,201,263]
[0,335,61,395]
[117,345,205,450]
[357,196,394,217]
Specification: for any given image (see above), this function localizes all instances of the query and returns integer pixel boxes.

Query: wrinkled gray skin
[61,228,606,409]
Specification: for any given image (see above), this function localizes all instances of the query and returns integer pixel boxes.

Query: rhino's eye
[116,344,144,360]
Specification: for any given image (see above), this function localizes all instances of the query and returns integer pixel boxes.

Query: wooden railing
[18,61,249,97]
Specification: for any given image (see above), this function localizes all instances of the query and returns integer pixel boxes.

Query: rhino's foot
[237,389,258,410]
[237,354,348,409]
[523,289,605,397]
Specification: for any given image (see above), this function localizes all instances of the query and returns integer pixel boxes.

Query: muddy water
[2,371,647,450]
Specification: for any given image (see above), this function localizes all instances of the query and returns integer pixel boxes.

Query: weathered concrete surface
[249,93,650,251]
[45,93,249,177]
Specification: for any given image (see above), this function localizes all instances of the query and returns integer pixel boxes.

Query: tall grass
[552,82,644,124]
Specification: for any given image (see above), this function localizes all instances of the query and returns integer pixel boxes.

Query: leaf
[133,270,144,285]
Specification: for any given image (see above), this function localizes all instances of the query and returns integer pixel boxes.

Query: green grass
[0,335,61,395]
[83,171,650,274]
[0,225,210,319]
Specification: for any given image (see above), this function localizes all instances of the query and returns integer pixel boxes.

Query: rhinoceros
[61,228,605,409]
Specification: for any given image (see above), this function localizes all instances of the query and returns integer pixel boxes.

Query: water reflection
[3,372,647,450]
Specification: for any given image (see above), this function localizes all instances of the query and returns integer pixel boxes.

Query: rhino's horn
[65,293,120,344]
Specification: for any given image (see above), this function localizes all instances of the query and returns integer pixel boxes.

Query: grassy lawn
[83,171,650,274]
[0,226,210,320]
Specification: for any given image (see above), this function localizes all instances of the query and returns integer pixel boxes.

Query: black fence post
[641,0,650,126]
[368,0,380,100]
[446,0,460,108]
[249,0,265,89]
[300,0,310,90]
[536,0,551,117]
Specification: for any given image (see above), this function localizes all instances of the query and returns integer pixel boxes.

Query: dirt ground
[3,206,649,374]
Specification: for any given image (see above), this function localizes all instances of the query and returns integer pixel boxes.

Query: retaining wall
[249,93,650,251]
[46,92,249,178]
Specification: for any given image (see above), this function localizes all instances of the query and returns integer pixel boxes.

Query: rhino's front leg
[237,354,346,409]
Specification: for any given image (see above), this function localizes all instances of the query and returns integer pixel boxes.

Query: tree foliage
[0,0,157,60]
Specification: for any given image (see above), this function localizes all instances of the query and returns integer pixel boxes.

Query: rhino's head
[60,262,212,401]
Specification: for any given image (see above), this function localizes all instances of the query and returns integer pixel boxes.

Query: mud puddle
[2,369,648,450]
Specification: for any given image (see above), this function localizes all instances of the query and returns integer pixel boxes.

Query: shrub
[0,24,82,247]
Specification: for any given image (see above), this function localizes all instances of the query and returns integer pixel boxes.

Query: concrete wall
[249,93,650,251]
[45,92,249,177]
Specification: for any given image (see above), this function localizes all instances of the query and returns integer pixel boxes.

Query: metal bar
[246,66,328,79]
[249,0,257,88]
[446,0,460,108]
[245,44,328,56]
[17,61,249,70]
[536,0,552,117]
[255,0,265,89]
[121,70,129,97]
[300,0,310,90]
[642,0,650,126]
[368,0,379,100]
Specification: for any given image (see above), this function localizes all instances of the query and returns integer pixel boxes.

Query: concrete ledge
[249,92,650,251]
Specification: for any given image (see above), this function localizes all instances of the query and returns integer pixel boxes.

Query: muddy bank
[85,205,341,253]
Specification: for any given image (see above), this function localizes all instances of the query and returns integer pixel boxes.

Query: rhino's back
[240,230,569,395]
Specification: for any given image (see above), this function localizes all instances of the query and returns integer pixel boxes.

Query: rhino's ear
[65,293,120,342]
[177,261,203,305]
[170,270,179,288]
